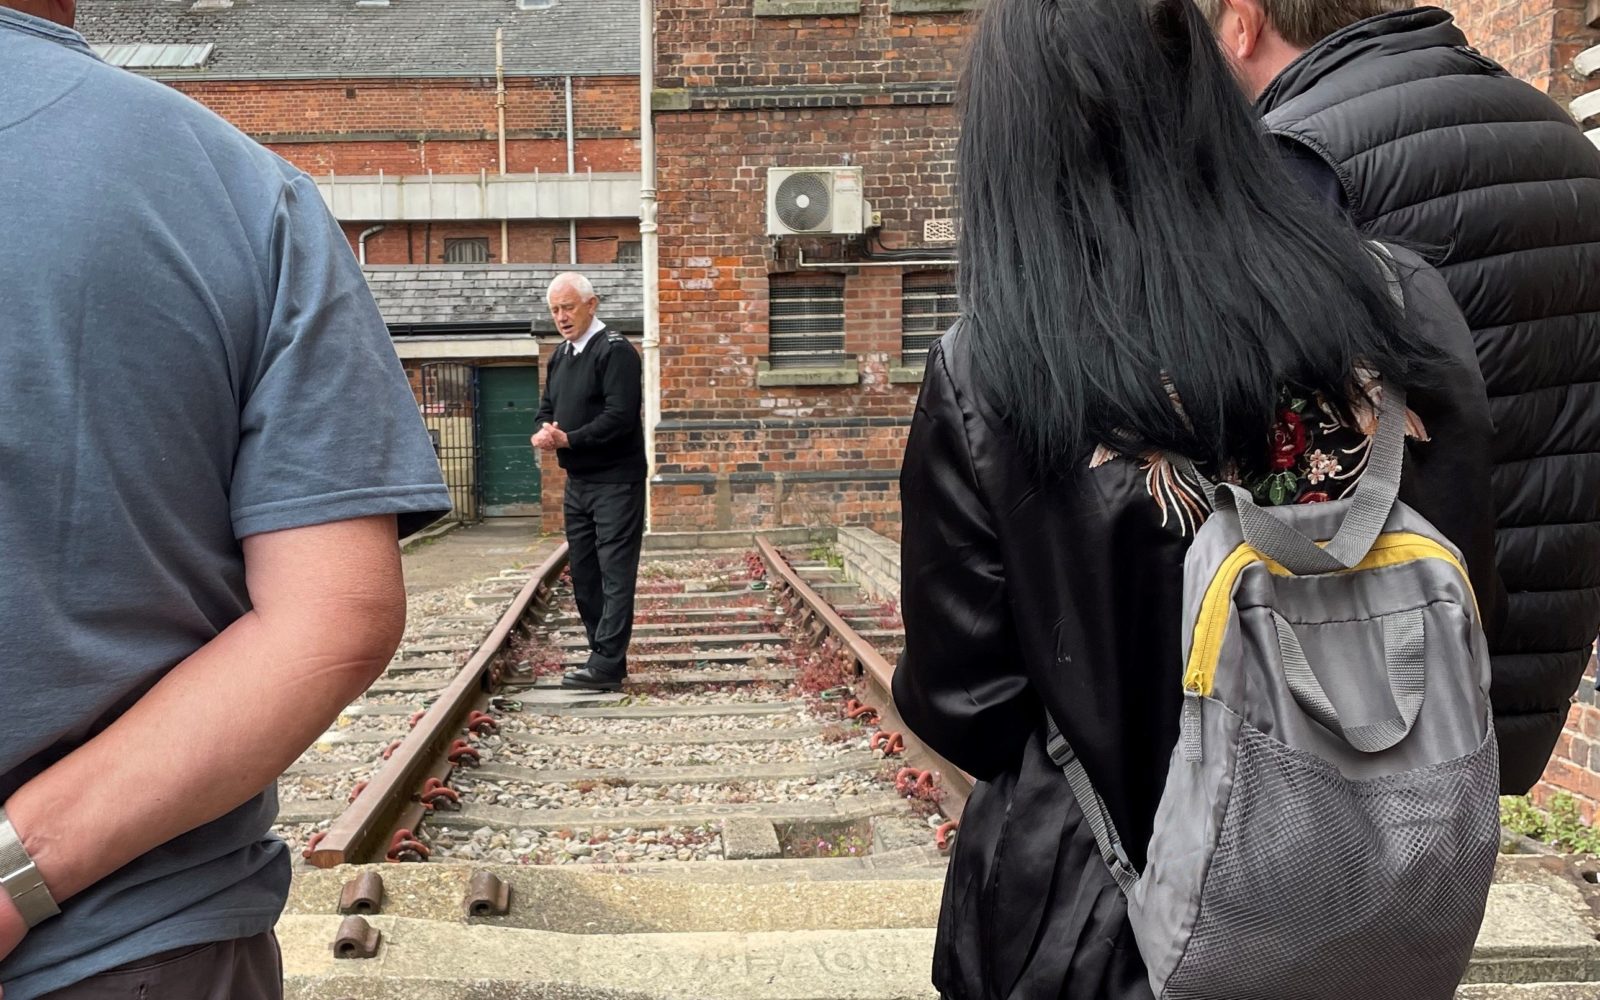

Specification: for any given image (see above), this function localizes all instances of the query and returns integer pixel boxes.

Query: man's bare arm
[0,515,406,969]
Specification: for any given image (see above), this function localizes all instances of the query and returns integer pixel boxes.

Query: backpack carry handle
[1273,608,1426,753]
[1175,382,1408,576]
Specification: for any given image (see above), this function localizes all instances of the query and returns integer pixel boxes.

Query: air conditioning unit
[767,167,871,236]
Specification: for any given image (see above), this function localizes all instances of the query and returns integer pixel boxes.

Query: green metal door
[478,366,541,517]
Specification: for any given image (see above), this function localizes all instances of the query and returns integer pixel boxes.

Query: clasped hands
[530,422,569,452]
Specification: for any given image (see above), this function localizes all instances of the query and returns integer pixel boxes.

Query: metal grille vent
[923,219,957,244]
[902,270,957,369]
[769,276,846,369]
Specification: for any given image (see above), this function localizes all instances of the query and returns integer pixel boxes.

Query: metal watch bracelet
[0,807,60,928]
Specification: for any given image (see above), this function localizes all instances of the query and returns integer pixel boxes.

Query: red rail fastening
[418,776,462,811]
[302,830,328,860]
[408,709,427,729]
[936,819,960,851]
[447,738,482,766]
[381,738,404,760]
[845,699,880,724]
[466,711,499,736]
[896,767,936,795]
[870,731,906,757]
[385,828,431,862]
[347,780,369,804]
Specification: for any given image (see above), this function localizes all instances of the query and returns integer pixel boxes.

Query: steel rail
[754,535,973,818]
[306,542,571,868]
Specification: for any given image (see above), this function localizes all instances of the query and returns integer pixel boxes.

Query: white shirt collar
[568,317,606,355]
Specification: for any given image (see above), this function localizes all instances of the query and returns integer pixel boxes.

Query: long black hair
[957,0,1442,479]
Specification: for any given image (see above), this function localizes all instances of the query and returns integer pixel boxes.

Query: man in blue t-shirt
[0,3,450,997]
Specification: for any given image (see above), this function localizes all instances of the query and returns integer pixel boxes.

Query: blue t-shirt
[0,11,450,998]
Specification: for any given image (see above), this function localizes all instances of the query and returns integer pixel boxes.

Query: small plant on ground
[1500,793,1600,855]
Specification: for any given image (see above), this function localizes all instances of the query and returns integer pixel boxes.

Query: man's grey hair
[546,271,597,304]
[1193,0,1411,49]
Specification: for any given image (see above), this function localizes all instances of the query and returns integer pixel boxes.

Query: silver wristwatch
[0,808,60,928]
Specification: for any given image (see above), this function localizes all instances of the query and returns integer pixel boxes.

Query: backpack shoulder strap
[1044,712,1140,894]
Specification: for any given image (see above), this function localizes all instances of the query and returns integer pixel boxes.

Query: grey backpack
[1048,381,1500,999]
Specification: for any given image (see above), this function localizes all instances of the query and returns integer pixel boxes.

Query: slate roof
[75,0,638,79]
[365,264,643,333]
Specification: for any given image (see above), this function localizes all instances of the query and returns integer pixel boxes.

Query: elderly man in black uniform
[532,272,647,692]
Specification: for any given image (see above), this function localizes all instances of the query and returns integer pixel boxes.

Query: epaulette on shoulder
[606,331,628,343]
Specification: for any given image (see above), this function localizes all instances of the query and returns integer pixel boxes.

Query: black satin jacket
[892,257,1503,1000]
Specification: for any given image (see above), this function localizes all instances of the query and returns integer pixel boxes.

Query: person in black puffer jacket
[1202,0,1600,793]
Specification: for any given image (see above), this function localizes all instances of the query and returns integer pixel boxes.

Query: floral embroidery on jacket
[1092,382,1429,537]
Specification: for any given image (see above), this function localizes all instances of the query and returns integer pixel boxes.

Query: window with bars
[443,237,490,264]
[768,273,847,369]
[616,241,642,265]
[901,270,958,369]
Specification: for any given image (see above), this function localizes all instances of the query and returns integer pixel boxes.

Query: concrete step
[504,724,829,749]
[509,701,800,720]
[560,649,774,668]
[546,619,783,637]
[395,641,479,658]
[510,668,798,691]
[285,861,943,932]
[279,855,1600,1000]
[429,791,908,832]
[469,750,880,788]
[554,631,787,650]
[548,606,779,623]
[279,917,939,1000]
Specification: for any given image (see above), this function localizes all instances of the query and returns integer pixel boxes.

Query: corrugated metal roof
[76,0,638,80]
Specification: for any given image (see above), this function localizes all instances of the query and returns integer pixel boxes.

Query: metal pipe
[796,249,953,268]
[639,0,660,530]
[495,28,509,261]
[566,75,577,265]
[357,224,385,266]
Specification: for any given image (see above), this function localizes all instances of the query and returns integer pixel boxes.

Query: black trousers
[562,476,645,674]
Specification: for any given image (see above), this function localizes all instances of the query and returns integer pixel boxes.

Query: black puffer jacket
[1257,7,1600,792]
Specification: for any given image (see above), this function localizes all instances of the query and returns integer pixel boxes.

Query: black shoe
[561,665,625,692]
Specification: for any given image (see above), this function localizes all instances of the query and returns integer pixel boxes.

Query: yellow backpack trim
[1182,532,1474,696]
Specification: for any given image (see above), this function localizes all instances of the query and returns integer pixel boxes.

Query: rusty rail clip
[338,872,385,915]
[465,870,511,917]
[333,915,382,959]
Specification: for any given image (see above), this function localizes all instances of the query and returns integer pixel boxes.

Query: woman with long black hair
[891,0,1504,997]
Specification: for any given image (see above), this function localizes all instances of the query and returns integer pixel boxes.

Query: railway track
[277,537,966,871]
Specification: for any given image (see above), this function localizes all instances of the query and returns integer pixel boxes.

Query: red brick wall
[343,220,642,265]
[166,76,640,176]
[650,0,972,534]
[1532,654,1600,821]
[1446,0,1600,103]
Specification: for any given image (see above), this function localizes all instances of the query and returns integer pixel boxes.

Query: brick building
[648,0,972,536]
[79,0,644,523]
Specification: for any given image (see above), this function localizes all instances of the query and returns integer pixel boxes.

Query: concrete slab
[722,818,783,860]
[285,863,943,932]
[509,701,797,720]
[508,725,827,748]
[509,668,799,690]
[438,792,907,832]
[401,520,553,594]
[279,916,940,1000]
[1465,881,1600,985]
[555,632,787,650]
[559,649,778,668]
[1457,988,1600,999]
[471,751,879,788]
[397,641,481,658]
